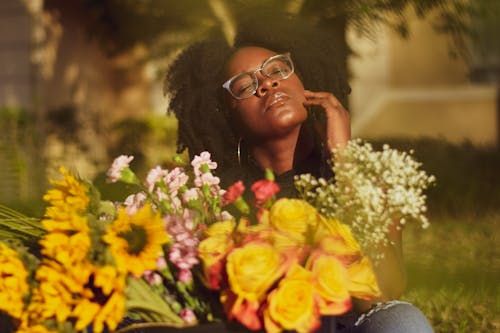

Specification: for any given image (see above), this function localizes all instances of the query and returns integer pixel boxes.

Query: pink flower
[165,210,200,273]
[180,308,197,324]
[157,256,167,270]
[223,181,245,205]
[169,244,199,270]
[124,192,147,215]
[170,197,182,210]
[194,172,220,187]
[143,270,163,285]
[182,188,199,203]
[251,179,280,207]
[178,269,193,284]
[165,167,189,195]
[106,155,134,183]
[146,166,168,191]
[191,151,217,176]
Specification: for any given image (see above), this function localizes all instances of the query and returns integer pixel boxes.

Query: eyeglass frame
[222,52,294,100]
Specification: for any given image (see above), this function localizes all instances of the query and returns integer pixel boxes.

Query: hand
[303,90,351,152]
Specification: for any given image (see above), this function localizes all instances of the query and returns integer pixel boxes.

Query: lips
[265,92,290,113]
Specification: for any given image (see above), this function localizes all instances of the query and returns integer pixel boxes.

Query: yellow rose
[310,255,352,315]
[199,235,232,267]
[226,242,286,302]
[269,199,318,245]
[200,220,235,267]
[205,220,235,237]
[348,257,381,300]
[199,233,233,289]
[264,264,321,333]
[317,217,361,264]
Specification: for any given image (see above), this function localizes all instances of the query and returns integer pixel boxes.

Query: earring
[237,138,242,167]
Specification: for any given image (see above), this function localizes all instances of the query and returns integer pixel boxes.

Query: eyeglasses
[222,53,294,100]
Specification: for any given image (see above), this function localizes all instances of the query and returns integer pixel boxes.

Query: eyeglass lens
[230,55,293,99]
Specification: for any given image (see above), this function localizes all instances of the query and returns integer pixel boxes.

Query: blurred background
[0,0,499,331]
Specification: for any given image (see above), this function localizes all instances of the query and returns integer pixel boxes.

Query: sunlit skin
[224,46,405,311]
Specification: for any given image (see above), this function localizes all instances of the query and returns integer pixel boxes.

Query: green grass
[402,214,500,332]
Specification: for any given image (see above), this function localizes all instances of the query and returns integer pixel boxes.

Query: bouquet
[295,139,435,258]
[198,177,381,333]
[0,140,435,333]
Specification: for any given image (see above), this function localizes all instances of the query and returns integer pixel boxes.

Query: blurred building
[0,0,32,108]
[0,0,153,204]
[349,11,499,147]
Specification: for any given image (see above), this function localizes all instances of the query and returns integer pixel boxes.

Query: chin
[270,115,305,136]
[271,104,307,121]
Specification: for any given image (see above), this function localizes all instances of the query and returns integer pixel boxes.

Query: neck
[248,126,313,176]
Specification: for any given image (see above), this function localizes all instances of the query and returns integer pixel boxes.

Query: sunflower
[15,320,56,333]
[27,260,93,323]
[42,167,90,234]
[39,229,91,268]
[90,291,126,333]
[104,204,169,276]
[27,260,126,333]
[40,168,92,267]
[72,265,127,333]
[0,243,30,319]
[43,167,89,216]
[42,206,89,233]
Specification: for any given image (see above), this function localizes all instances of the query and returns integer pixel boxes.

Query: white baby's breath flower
[295,139,435,256]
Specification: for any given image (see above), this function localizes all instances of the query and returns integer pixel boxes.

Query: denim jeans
[334,301,434,333]
[114,301,434,333]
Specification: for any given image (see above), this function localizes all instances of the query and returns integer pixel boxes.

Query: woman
[166,12,433,333]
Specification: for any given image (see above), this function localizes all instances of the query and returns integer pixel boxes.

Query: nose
[256,75,280,97]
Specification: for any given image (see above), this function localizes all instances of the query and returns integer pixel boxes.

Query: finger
[304,89,329,95]
[304,97,344,110]
[304,90,337,99]
[303,98,332,109]
[304,91,343,107]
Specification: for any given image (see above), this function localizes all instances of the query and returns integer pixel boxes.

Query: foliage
[107,115,180,177]
[0,108,43,210]
[61,0,498,65]
[70,0,218,58]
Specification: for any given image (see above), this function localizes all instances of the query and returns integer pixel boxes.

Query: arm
[303,90,406,311]
[354,220,406,313]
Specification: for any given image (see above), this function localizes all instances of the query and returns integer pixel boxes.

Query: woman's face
[224,46,308,141]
